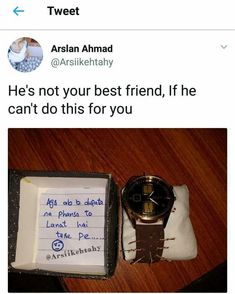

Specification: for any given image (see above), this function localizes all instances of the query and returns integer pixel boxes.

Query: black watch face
[124,177,174,218]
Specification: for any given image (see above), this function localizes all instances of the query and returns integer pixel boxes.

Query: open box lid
[8,170,118,279]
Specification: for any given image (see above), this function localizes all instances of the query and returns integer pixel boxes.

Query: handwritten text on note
[37,187,106,266]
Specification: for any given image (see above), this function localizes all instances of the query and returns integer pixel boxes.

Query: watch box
[8,170,118,279]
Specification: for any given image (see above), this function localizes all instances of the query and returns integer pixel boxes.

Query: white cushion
[122,185,197,261]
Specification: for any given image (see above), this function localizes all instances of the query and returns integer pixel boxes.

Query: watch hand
[149,197,159,206]
[149,191,154,198]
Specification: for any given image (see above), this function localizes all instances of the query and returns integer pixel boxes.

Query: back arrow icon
[13,6,25,16]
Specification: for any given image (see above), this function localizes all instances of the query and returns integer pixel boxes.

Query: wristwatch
[122,175,175,263]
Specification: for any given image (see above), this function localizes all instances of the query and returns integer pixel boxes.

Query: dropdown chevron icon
[221,45,228,49]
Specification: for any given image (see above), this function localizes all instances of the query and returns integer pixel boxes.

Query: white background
[1,0,235,29]
[1,0,234,292]
[1,31,234,127]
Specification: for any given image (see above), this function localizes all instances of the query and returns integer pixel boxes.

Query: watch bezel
[122,175,175,223]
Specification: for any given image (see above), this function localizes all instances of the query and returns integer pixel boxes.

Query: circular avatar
[8,37,43,72]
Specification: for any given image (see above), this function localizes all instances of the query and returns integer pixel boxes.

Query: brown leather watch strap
[134,223,164,263]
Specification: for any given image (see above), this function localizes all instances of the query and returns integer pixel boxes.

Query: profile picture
[8,37,43,72]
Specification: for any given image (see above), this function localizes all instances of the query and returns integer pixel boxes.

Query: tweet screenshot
[2,0,234,293]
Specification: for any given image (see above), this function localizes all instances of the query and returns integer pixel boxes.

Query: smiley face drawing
[52,239,64,252]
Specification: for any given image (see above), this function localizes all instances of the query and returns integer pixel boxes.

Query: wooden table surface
[8,128,227,292]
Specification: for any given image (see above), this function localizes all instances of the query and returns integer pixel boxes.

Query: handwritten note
[37,187,106,267]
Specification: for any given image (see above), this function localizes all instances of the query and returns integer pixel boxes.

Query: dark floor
[9,262,227,292]
[180,261,227,293]
[8,273,65,292]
